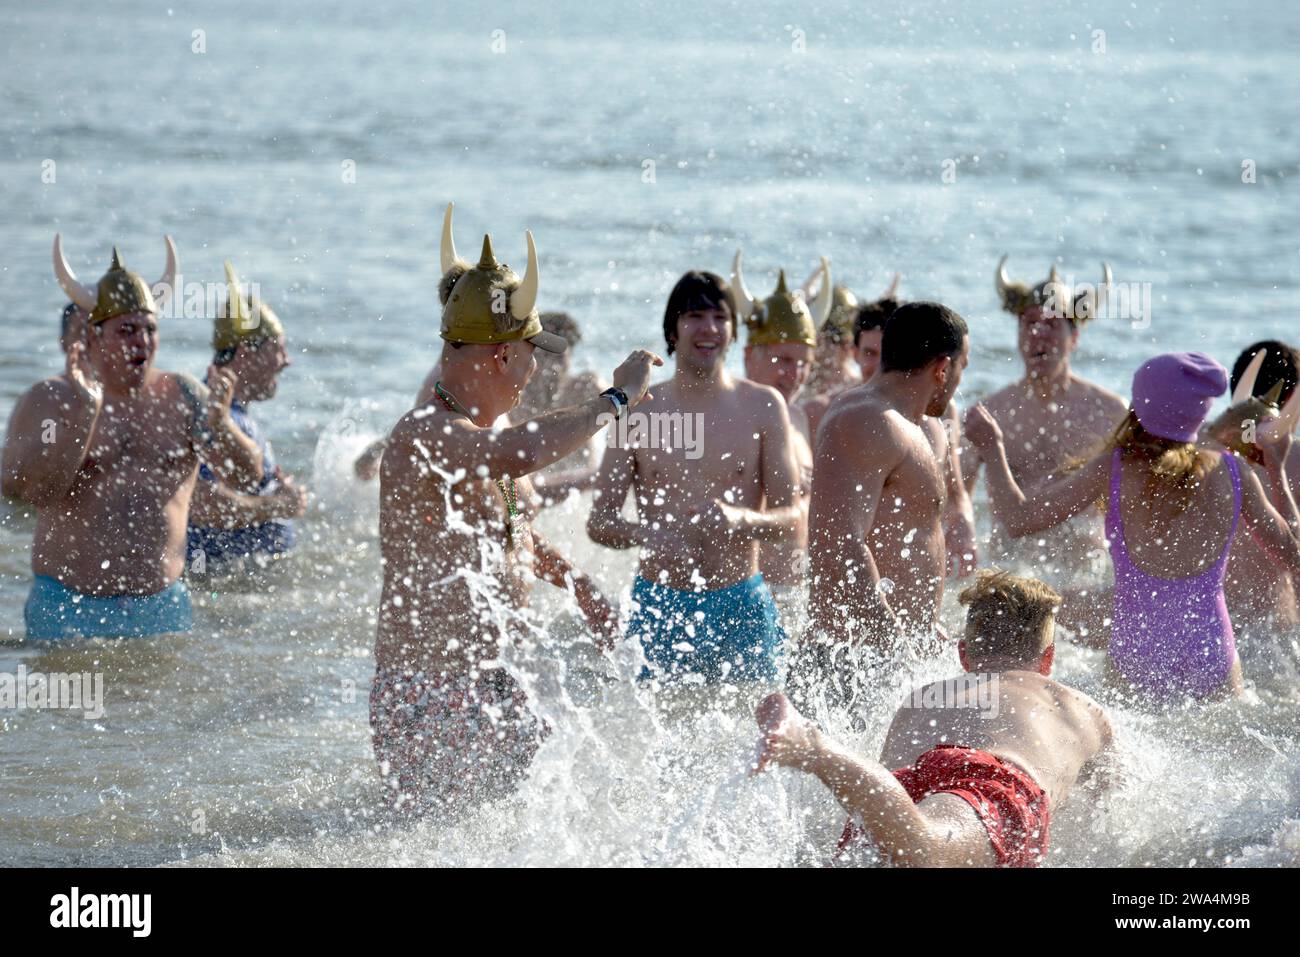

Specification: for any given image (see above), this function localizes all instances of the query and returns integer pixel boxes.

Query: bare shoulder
[978,382,1022,414]
[13,375,75,415]
[797,392,830,419]
[734,378,788,422]
[1074,375,1128,415]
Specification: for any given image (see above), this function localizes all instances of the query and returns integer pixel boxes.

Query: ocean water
[1,0,1298,866]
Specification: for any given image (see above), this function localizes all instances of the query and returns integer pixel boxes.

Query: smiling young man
[186,262,308,570]
[962,259,1126,582]
[588,269,801,685]
[2,237,263,639]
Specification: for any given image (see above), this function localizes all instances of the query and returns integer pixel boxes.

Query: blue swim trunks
[24,575,193,640]
[627,573,787,683]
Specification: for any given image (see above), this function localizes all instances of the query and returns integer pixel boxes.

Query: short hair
[662,271,736,356]
[959,570,1060,663]
[879,301,968,373]
[213,346,239,366]
[540,311,582,348]
[853,297,900,342]
[1230,339,1300,406]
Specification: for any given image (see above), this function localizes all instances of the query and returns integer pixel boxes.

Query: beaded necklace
[434,381,522,549]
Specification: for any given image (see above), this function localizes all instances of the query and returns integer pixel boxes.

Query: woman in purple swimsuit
[966,352,1300,701]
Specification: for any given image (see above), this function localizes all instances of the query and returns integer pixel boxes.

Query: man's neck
[437,368,504,427]
[873,371,932,423]
[1023,363,1073,402]
[673,361,728,395]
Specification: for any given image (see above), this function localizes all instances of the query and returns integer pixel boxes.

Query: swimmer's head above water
[52,235,180,391]
[736,252,827,401]
[957,569,1061,676]
[661,269,736,371]
[997,256,1111,381]
[878,300,970,418]
[212,261,291,402]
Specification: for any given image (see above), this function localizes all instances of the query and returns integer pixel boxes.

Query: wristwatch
[600,387,629,420]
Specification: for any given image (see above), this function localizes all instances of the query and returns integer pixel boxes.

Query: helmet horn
[52,234,98,310]
[509,230,539,321]
[1232,348,1267,403]
[153,235,178,307]
[808,257,833,326]
[440,203,459,275]
[730,249,758,318]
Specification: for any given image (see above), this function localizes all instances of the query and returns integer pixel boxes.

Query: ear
[958,638,970,672]
[1038,644,1055,676]
[933,354,952,386]
[491,343,511,369]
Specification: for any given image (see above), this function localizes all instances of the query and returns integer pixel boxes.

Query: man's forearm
[206,416,264,492]
[587,510,649,550]
[485,397,613,477]
[190,481,278,529]
[809,539,898,641]
[738,503,801,543]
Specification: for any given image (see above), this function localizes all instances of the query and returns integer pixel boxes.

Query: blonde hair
[958,570,1060,662]
[1107,410,1216,515]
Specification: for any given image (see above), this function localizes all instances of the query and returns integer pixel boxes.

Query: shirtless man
[855,296,978,577]
[803,301,970,655]
[3,237,263,639]
[187,261,307,570]
[371,204,661,817]
[587,269,801,685]
[963,258,1127,584]
[738,254,832,605]
[754,570,1113,867]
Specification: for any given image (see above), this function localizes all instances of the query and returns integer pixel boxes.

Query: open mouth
[693,341,721,356]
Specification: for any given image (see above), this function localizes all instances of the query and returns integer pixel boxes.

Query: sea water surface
[1,0,1297,866]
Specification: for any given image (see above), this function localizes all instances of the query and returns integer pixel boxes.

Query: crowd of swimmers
[4,204,1300,867]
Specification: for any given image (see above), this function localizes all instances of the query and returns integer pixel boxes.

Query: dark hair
[879,301,968,373]
[1230,339,1300,405]
[853,297,900,343]
[662,271,735,356]
[213,346,239,366]
[60,302,81,340]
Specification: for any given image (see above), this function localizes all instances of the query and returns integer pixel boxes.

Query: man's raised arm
[2,346,101,506]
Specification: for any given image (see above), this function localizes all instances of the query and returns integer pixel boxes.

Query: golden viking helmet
[53,233,178,326]
[996,255,1112,325]
[213,261,285,351]
[438,203,566,354]
[798,262,864,344]
[732,250,829,348]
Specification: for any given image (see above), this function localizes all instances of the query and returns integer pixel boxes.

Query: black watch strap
[600,387,629,419]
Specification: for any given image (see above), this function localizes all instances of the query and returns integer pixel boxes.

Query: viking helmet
[438,203,565,354]
[995,255,1111,325]
[1215,347,1300,448]
[213,261,285,351]
[53,234,178,326]
[733,250,829,348]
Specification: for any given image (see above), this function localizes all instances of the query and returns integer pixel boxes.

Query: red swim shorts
[369,667,548,818]
[836,744,1051,867]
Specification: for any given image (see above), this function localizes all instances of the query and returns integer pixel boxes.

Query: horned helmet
[437,203,565,354]
[53,234,178,326]
[996,255,1112,325]
[1207,348,1300,459]
[213,261,285,351]
[732,250,831,348]
[801,263,901,344]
